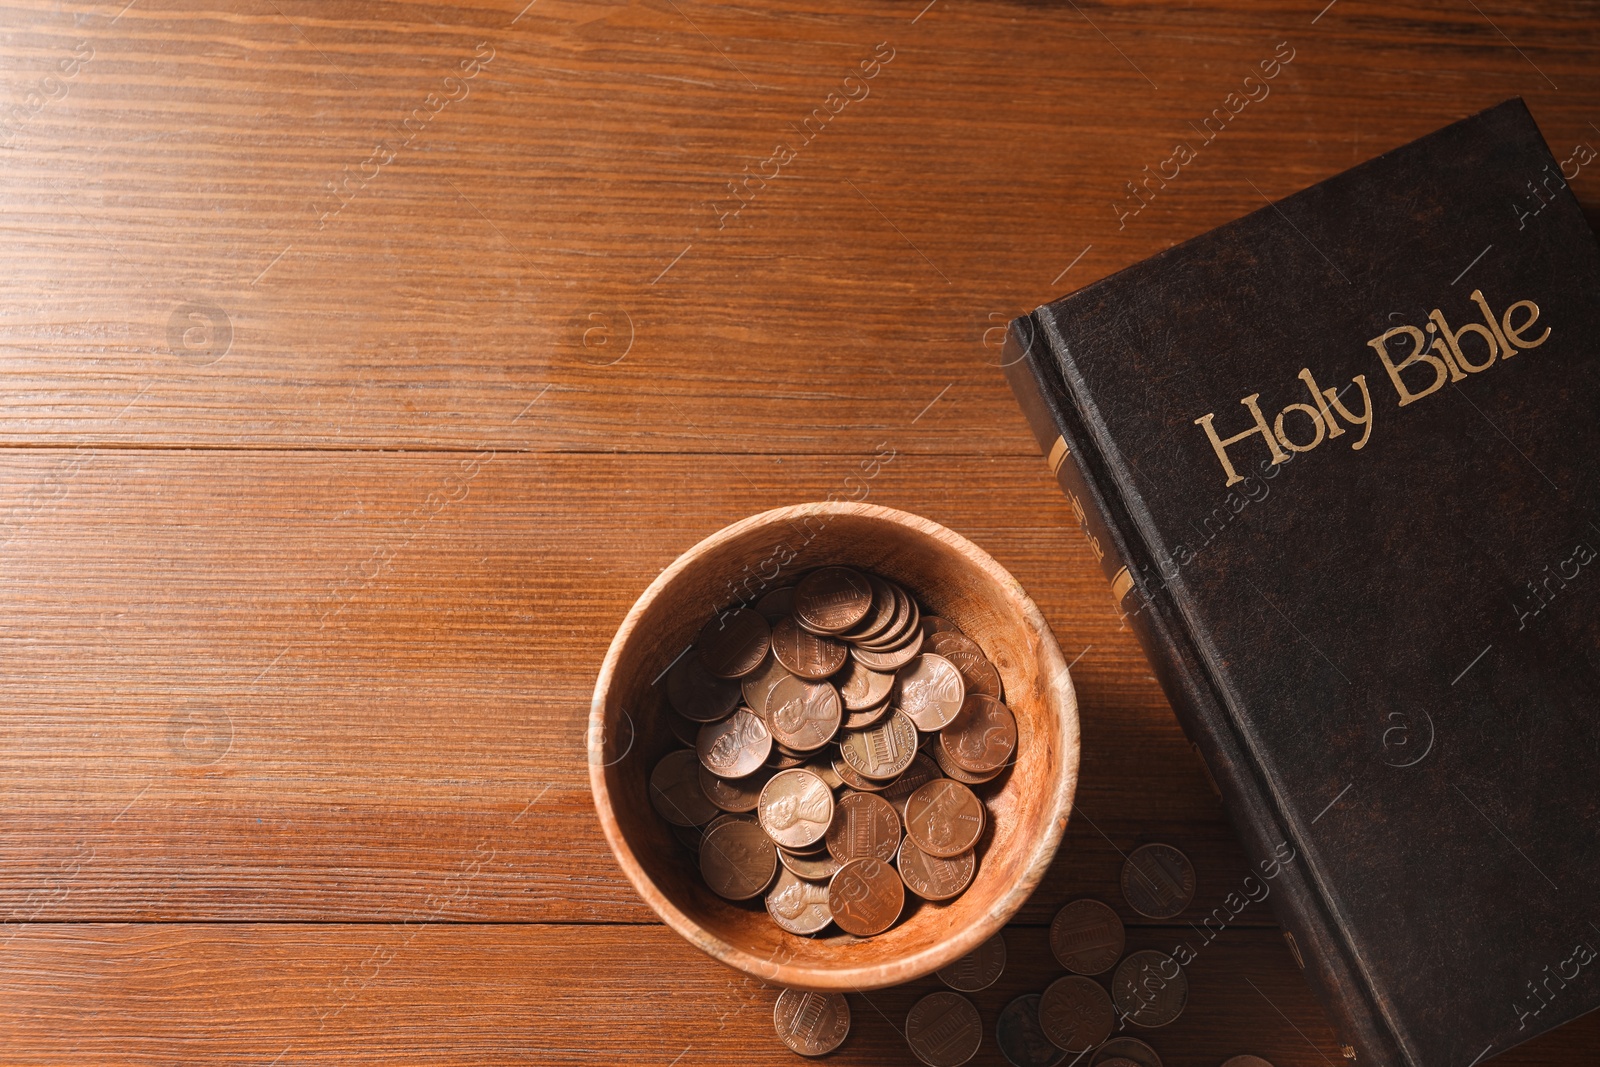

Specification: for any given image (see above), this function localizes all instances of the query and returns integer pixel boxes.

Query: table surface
[2,0,1597,1063]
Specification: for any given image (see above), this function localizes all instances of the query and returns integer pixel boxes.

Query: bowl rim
[588,500,1080,991]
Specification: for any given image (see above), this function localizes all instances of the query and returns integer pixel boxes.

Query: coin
[850,629,924,671]
[755,585,796,621]
[937,930,1006,991]
[1091,1039,1162,1067]
[773,988,851,1057]
[825,791,901,863]
[780,847,844,880]
[827,856,904,936]
[1112,950,1188,1028]
[931,740,1003,786]
[1121,843,1195,919]
[699,815,777,900]
[920,615,960,639]
[667,654,742,723]
[698,763,769,813]
[806,759,844,790]
[796,566,874,634]
[995,994,1066,1067]
[841,574,899,642]
[940,694,1017,774]
[897,837,975,901]
[765,749,805,770]
[758,769,835,849]
[672,823,703,854]
[858,583,921,649]
[1220,1059,1275,1067]
[894,654,967,731]
[836,658,895,711]
[1038,975,1114,1052]
[841,697,892,730]
[771,615,849,679]
[697,708,772,778]
[880,752,943,818]
[1049,898,1125,975]
[927,631,1003,698]
[766,866,834,935]
[766,675,842,752]
[649,749,721,827]
[832,754,889,792]
[904,778,985,858]
[839,710,918,781]
[667,709,701,747]
[741,652,792,719]
[697,607,771,679]
[905,991,982,1067]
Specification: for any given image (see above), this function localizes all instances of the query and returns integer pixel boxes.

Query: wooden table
[1,1,1595,1062]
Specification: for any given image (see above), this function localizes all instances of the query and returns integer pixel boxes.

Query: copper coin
[940,694,1017,774]
[896,837,975,901]
[841,574,899,642]
[827,856,904,936]
[771,615,848,679]
[932,740,1003,786]
[773,989,850,1057]
[825,791,901,863]
[880,752,943,818]
[697,607,771,679]
[839,710,918,781]
[1049,898,1125,975]
[920,615,960,639]
[780,847,844,881]
[1038,975,1114,1052]
[905,778,985,858]
[667,654,742,723]
[765,749,806,770]
[696,708,771,778]
[699,814,777,900]
[1112,950,1188,1028]
[995,994,1066,1067]
[841,697,892,730]
[741,652,792,719]
[755,585,796,621]
[757,768,835,850]
[1121,843,1195,919]
[672,823,703,855]
[1098,1060,1141,1067]
[858,583,920,649]
[666,709,700,747]
[795,566,874,633]
[766,675,842,752]
[766,866,834,935]
[905,991,982,1067]
[937,931,1006,991]
[1091,1039,1162,1067]
[806,759,843,790]
[649,749,720,827]
[698,763,770,814]
[836,658,895,711]
[927,631,1003,698]
[850,628,924,671]
[894,653,967,731]
[1220,1059,1275,1067]
[832,753,890,792]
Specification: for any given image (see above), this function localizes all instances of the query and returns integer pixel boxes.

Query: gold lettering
[1502,299,1550,349]
[1194,394,1288,487]
[1370,325,1446,406]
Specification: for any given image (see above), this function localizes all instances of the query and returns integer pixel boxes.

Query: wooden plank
[0,2,1594,449]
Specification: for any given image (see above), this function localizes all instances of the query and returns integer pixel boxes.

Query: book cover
[1004,98,1600,1065]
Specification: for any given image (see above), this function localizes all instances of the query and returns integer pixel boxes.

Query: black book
[1003,99,1600,1065]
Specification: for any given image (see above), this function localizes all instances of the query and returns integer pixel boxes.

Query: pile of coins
[649,566,1018,938]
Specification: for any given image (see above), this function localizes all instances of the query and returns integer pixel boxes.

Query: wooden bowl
[588,502,1079,991]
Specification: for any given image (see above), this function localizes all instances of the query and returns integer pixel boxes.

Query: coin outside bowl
[589,502,1080,992]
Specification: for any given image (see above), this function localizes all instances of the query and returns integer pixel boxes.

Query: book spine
[1002,313,1410,1067]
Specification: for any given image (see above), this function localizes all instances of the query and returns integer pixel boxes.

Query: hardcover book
[1004,99,1600,1066]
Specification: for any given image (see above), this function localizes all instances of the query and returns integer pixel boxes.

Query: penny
[880,752,943,818]
[839,710,918,781]
[765,749,805,770]
[940,694,1017,774]
[755,585,796,621]
[1091,1039,1162,1067]
[836,658,895,711]
[995,994,1066,1067]
[1098,1060,1142,1067]
[698,762,769,813]
[1049,898,1125,975]
[649,749,720,827]
[757,769,835,850]
[741,652,792,719]
[773,988,851,1057]
[672,823,703,854]
[699,815,777,900]
[1220,1059,1275,1067]
[850,629,924,671]
[697,607,771,679]
[1121,843,1196,919]
[1038,975,1114,1052]
[927,631,1003,698]
[766,866,834,935]
[825,791,901,863]
[696,708,772,778]
[841,697,892,730]
[937,930,1006,991]
[832,754,890,792]
[805,759,843,790]
[827,856,904,936]
[795,566,874,634]
[897,837,975,901]
[895,654,967,731]
[771,615,849,679]
[931,740,1003,786]
[780,847,844,881]
[920,615,960,639]
[1112,950,1188,1028]
[905,991,982,1067]
[859,584,921,649]
[667,654,742,723]
[841,574,899,642]
[666,709,700,747]
[904,778,985,858]
[766,675,842,752]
